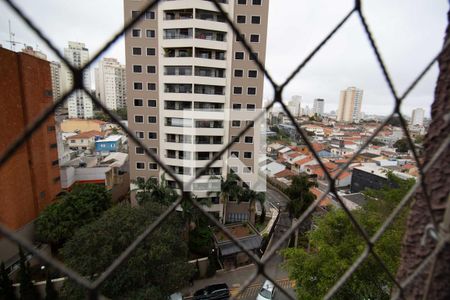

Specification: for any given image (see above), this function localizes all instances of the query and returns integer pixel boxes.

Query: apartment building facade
[62,41,93,119]
[95,58,127,110]
[124,0,269,223]
[313,98,324,116]
[337,86,363,123]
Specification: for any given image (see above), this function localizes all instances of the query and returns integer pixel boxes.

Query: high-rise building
[411,108,424,126]
[0,48,61,261]
[62,41,93,119]
[95,58,127,110]
[124,0,269,223]
[21,45,48,60]
[313,98,324,116]
[337,87,363,123]
[288,95,301,117]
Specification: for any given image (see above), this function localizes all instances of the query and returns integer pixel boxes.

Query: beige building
[337,87,363,123]
[124,0,269,223]
[95,58,127,110]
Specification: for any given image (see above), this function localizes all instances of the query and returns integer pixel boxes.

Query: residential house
[68,130,105,151]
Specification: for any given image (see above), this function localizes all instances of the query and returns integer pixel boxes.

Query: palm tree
[240,188,266,225]
[180,195,211,233]
[132,174,178,206]
[208,173,242,223]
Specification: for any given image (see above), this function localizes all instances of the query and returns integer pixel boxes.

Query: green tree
[44,271,58,300]
[285,175,317,219]
[18,248,38,300]
[114,107,128,120]
[132,174,178,206]
[240,188,266,224]
[35,184,112,250]
[393,138,410,153]
[60,203,193,299]
[93,111,110,122]
[0,262,16,300]
[208,173,243,223]
[283,175,414,299]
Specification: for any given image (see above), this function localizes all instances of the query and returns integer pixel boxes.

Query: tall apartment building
[62,41,93,119]
[337,87,363,123]
[313,98,324,116]
[288,95,301,117]
[95,58,127,110]
[411,108,424,126]
[124,0,269,223]
[0,48,61,261]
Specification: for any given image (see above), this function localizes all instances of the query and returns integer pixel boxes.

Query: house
[292,156,317,174]
[95,135,125,154]
[68,130,104,151]
[350,164,414,193]
[263,161,286,177]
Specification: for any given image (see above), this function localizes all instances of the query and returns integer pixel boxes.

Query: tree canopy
[60,202,193,299]
[35,184,112,248]
[283,174,415,299]
[284,175,317,219]
[393,138,410,153]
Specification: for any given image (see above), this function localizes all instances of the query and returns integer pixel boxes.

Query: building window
[147,83,156,91]
[234,69,243,77]
[250,34,260,43]
[231,136,240,143]
[248,70,258,78]
[145,11,155,19]
[247,87,257,95]
[252,0,262,5]
[136,162,145,170]
[237,0,247,4]
[149,163,158,170]
[244,136,253,144]
[136,131,144,139]
[232,120,241,127]
[251,16,261,24]
[136,147,145,155]
[232,103,242,110]
[134,115,144,123]
[132,47,142,55]
[132,29,141,37]
[149,148,158,154]
[147,65,156,74]
[243,166,253,173]
[250,52,258,60]
[235,34,245,42]
[134,82,143,90]
[231,151,239,158]
[146,29,156,38]
[132,11,141,19]
[244,152,253,159]
[148,99,157,107]
[146,48,156,56]
[237,15,246,23]
[233,86,243,94]
[235,52,244,60]
[148,132,157,139]
[50,143,57,149]
[134,99,143,106]
[148,116,157,123]
[247,103,256,110]
[246,120,254,127]
[230,166,239,174]
[133,65,142,73]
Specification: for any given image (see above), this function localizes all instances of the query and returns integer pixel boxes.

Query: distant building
[337,87,363,123]
[350,164,413,193]
[21,45,47,60]
[94,58,127,110]
[62,41,93,119]
[0,48,61,262]
[288,95,302,117]
[313,98,325,116]
[411,108,424,126]
[95,135,125,153]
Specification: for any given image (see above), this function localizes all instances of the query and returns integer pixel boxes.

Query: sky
[0,0,448,117]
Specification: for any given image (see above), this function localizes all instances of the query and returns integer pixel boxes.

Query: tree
[44,271,58,300]
[132,174,178,206]
[18,248,38,300]
[284,175,317,219]
[60,203,193,299]
[35,184,112,250]
[240,188,266,224]
[0,262,16,300]
[114,107,128,120]
[208,173,242,223]
[283,175,414,299]
[393,138,410,153]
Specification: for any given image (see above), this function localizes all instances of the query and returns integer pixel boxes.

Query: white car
[256,280,275,300]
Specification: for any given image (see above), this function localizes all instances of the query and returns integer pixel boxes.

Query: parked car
[256,280,275,300]
[193,283,230,300]
[168,292,183,300]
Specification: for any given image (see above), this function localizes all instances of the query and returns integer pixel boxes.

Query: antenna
[5,20,26,51]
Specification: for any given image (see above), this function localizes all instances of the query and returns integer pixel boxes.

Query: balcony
[195,9,226,23]
[164,28,193,39]
[195,120,223,129]
[196,152,221,161]
[165,100,192,110]
[195,48,225,60]
[195,29,226,42]
[166,134,192,144]
[164,9,193,20]
[194,102,224,111]
[194,84,225,95]
[195,136,223,145]
[165,84,192,94]
[164,66,193,76]
[196,167,221,176]
[165,117,193,128]
[164,47,193,58]
[195,66,225,78]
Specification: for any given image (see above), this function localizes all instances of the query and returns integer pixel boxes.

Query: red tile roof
[274,169,296,178]
[70,130,105,139]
